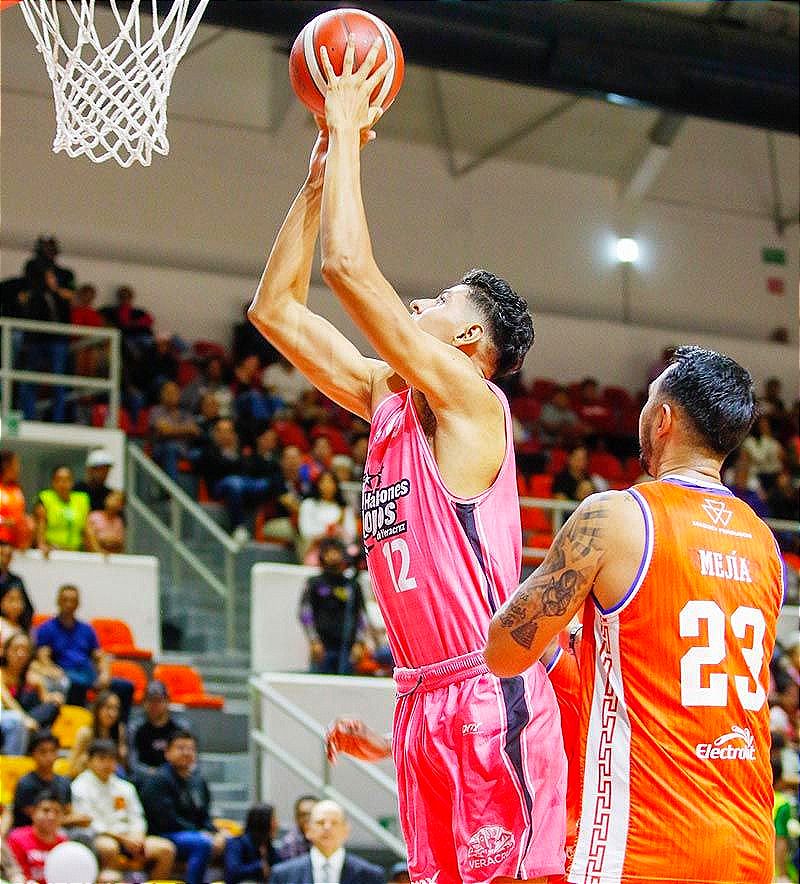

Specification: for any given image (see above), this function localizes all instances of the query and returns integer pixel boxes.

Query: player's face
[409,284,477,344]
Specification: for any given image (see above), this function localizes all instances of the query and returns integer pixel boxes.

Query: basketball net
[17,0,210,167]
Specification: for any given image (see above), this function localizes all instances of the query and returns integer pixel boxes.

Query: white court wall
[1,245,796,399]
[0,82,797,358]
[12,550,161,654]
[256,674,398,850]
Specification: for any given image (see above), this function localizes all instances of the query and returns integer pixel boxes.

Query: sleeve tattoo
[498,497,609,650]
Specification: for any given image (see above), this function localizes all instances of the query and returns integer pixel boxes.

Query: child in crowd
[5,789,68,884]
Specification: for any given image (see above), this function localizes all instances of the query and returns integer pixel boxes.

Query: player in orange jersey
[485,346,784,884]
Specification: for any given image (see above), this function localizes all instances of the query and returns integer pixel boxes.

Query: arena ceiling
[2,1,798,231]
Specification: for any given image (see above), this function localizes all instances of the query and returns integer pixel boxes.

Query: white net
[18,0,210,167]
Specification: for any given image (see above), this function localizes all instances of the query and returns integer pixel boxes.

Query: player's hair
[659,345,756,457]
[461,269,534,379]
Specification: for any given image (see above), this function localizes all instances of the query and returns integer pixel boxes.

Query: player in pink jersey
[248,36,566,884]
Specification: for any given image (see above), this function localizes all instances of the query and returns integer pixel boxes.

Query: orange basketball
[289,8,404,117]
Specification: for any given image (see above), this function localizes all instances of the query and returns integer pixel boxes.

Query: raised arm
[247,127,383,421]
[318,39,492,415]
[485,491,644,677]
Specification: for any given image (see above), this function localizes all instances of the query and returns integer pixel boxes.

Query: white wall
[251,562,378,673]
[13,549,161,653]
[0,87,797,351]
[1,244,795,400]
[255,674,398,851]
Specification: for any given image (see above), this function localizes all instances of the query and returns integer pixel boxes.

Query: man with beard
[485,346,784,884]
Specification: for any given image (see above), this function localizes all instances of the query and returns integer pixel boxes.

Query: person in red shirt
[6,788,68,884]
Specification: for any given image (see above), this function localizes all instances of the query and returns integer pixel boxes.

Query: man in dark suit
[269,800,384,884]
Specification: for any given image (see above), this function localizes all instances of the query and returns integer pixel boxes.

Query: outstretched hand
[320,34,387,134]
[325,716,392,764]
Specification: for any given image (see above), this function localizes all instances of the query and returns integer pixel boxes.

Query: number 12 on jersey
[382,539,417,593]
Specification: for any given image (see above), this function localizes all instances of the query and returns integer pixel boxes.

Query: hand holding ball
[289,8,404,117]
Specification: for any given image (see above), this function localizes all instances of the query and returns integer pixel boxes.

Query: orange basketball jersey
[569,476,784,884]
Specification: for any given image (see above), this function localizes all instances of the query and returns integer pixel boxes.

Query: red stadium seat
[177,359,198,387]
[153,664,224,709]
[91,618,153,661]
[529,473,554,499]
[510,396,541,425]
[529,378,558,401]
[589,452,624,482]
[273,419,310,452]
[547,448,568,475]
[602,386,634,411]
[521,504,551,533]
[110,660,149,704]
[516,473,529,496]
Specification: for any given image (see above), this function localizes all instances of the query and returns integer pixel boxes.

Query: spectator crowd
[1,236,798,881]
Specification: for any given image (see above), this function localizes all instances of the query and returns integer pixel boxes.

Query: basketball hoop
[17,0,210,167]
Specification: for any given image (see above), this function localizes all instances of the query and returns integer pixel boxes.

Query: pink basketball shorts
[393,650,567,884]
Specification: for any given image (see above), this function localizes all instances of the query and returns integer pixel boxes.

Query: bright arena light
[616,237,640,264]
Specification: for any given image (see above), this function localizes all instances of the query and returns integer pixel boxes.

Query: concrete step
[204,681,250,700]
[210,782,249,802]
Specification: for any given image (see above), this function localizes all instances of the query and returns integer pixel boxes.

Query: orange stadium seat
[111,660,149,704]
[31,612,51,631]
[152,664,224,710]
[91,618,153,661]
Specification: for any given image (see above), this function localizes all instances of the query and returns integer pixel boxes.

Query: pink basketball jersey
[363,384,522,668]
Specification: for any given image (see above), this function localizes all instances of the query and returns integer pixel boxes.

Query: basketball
[289,8,404,117]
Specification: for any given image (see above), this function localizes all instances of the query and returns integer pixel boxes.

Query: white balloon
[44,841,99,884]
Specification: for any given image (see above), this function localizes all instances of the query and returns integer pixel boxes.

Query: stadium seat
[529,473,554,499]
[602,385,634,411]
[273,418,310,452]
[589,452,624,483]
[521,504,551,533]
[152,664,224,709]
[547,448,568,475]
[213,818,243,837]
[31,612,51,630]
[0,756,35,805]
[516,473,528,496]
[52,704,93,749]
[52,757,71,777]
[529,378,558,400]
[91,618,153,661]
[510,396,541,425]
[111,660,149,704]
[176,359,198,387]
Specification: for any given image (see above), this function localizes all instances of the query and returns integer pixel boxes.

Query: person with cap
[75,449,115,513]
[129,680,191,785]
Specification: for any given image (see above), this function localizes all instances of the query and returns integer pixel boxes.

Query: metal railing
[249,673,406,858]
[126,442,240,650]
[0,317,121,425]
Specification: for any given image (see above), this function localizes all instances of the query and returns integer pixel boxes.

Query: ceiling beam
[186,0,799,133]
